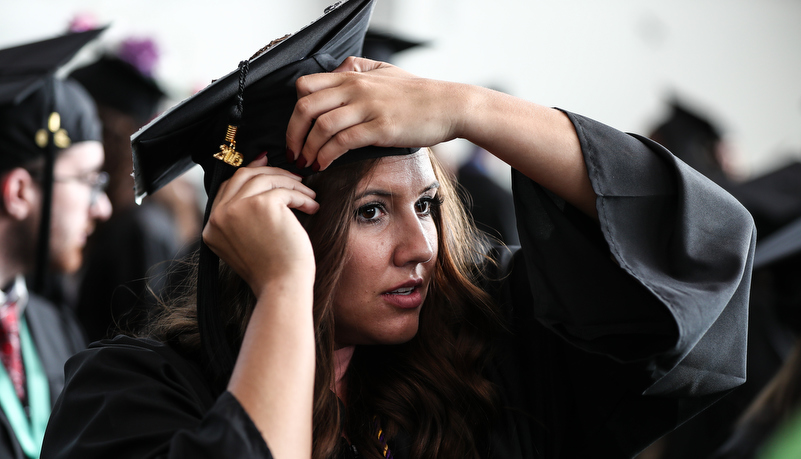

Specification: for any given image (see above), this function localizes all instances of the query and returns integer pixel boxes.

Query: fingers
[286,58,425,171]
[286,84,354,161]
[332,56,392,74]
[234,173,315,203]
[288,74,388,168]
[261,186,320,215]
[313,120,390,170]
[247,152,270,168]
[213,166,314,213]
[290,99,375,168]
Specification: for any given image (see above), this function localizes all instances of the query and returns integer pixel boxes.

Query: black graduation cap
[648,99,729,187]
[753,216,801,269]
[0,28,104,107]
[131,0,413,203]
[0,28,104,293]
[131,0,416,390]
[728,162,801,239]
[70,55,165,125]
[0,28,105,170]
[362,29,426,63]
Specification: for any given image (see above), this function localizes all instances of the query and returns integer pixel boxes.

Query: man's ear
[1,168,38,220]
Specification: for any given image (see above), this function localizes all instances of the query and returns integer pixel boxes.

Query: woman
[41,2,755,458]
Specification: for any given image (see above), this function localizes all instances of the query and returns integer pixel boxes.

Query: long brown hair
[145,149,505,458]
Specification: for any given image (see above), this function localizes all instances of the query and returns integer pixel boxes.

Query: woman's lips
[382,287,424,309]
[382,279,424,309]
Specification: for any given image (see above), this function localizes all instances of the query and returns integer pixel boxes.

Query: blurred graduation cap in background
[0,28,104,293]
[648,99,730,188]
[131,0,416,391]
[0,29,103,108]
[754,216,801,269]
[70,46,165,126]
[742,163,801,269]
[729,162,801,240]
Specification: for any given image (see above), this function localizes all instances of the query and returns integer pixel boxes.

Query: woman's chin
[339,322,420,347]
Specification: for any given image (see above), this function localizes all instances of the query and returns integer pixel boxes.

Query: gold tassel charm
[213,125,243,167]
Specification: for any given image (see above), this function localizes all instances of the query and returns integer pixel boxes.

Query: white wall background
[2,0,799,179]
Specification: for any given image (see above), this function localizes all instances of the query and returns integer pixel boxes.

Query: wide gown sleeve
[40,337,273,458]
[486,111,755,457]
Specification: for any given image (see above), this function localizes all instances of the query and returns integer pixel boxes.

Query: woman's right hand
[214,154,319,458]
[202,154,319,298]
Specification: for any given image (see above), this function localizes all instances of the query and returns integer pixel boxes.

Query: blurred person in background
[0,29,109,458]
[69,34,202,343]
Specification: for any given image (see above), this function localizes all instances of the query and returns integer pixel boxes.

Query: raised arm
[202,156,319,458]
[285,57,597,218]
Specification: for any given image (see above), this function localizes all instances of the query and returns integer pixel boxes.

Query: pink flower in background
[68,13,98,32]
[118,38,159,77]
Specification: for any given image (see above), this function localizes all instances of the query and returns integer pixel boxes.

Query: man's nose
[90,191,112,222]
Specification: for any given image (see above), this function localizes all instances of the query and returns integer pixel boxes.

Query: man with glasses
[0,30,111,458]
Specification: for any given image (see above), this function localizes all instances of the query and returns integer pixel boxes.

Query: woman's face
[333,151,439,347]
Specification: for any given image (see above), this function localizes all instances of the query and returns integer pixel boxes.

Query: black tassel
[197,59,251,392]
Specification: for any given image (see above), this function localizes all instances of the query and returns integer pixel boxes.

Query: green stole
[0,317,50,458]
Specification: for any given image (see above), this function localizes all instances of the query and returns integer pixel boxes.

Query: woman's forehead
[356,151,436,193]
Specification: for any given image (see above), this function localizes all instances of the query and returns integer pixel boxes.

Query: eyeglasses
[54,171,109,206]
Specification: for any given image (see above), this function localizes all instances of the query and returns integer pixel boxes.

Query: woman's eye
[356,203,385,223]
[416,196,442,216]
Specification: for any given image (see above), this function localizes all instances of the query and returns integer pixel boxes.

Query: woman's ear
[1,168,38,220]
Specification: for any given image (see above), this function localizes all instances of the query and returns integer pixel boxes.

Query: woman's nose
[393,216,436,267]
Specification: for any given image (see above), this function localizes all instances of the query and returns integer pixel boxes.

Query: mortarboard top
[131,0,413,205]
[0,28,104,107]
[130,0,417,391]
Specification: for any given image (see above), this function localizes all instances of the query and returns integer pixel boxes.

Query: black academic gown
[0,294,85,459]
[76,202,183,342]
[39,112,755,459]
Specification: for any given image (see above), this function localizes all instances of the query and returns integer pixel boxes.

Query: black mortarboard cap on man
[0,28,104,294]
[131,0,416,391]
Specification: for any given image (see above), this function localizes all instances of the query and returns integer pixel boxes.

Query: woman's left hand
[286,57,465,171]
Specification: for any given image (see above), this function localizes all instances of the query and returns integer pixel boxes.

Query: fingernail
[286,148,295,162]
[256,151,268,160]
[296,157,306,169]
[312,160,321,172]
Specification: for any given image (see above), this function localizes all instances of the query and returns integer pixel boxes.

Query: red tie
[0,302,26,404]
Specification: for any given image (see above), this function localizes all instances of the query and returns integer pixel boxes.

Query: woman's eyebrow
[355,189,391,200]
[355,181,440,200]
[422,181,440,194]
